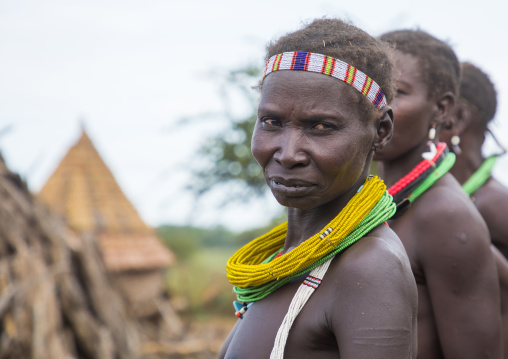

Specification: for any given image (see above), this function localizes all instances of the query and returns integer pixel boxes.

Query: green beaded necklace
[233,191,396,303]
[407,151,456,202]
[462,155,498,196]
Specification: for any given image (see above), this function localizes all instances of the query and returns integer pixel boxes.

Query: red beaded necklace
[388,142,448,205]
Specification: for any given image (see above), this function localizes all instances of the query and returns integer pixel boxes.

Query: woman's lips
[269,178,316,196]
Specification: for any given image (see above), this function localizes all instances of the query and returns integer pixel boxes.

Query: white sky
[1,0,508,231]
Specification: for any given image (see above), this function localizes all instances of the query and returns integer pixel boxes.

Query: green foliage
[157,225,235,259]
[232,210,287,247]
[165,248,236,317]
[158,220,289,317]
[188,65,267,203]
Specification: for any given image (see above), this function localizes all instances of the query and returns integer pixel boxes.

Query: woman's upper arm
[331,237,417,359]
[218,320,240,359]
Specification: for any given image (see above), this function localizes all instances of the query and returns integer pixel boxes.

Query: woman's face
[374,50,437,162]
[252,70,377,210]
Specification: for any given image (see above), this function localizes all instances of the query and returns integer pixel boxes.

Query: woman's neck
[449,128,488,185]
[378,141,431,188]
[284,176,365,252]
[449,147,484,185]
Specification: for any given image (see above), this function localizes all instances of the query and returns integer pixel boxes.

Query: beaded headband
[263,51,387,109]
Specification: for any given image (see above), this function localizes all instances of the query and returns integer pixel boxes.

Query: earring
[451,135,461,155]
[422,122,437,161]
[428,122,436,141]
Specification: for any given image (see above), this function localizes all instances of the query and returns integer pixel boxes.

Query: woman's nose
[273,130,310,169]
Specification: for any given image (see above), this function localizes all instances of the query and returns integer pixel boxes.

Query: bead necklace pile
[462,155,498,196]
[227,176,395,303]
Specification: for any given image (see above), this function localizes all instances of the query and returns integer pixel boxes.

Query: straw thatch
[0,131,231,358]
[38,129,175,272]
[37,128,180,324]
[0,153,140,359]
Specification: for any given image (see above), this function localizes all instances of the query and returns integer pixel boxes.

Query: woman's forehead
[263,70,341,87]
[259,71,364,120]
[393,51,425,84]
[261,71,353,102]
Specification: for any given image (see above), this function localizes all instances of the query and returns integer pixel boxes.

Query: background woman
[376,30,502,359]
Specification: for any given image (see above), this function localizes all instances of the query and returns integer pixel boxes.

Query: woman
[375,30,502,358]
[219,19,417,359]
[441,61,508,357]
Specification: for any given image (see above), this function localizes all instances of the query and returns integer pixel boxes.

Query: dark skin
[375,51,502,359]
[219,71,417,359]
[442,102,508,257]
[442,99,508,357]
[492,244,508,358]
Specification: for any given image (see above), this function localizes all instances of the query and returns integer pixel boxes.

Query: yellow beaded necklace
[227,176,387,288]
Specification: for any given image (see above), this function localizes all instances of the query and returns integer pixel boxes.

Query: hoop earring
[451,135,461,155]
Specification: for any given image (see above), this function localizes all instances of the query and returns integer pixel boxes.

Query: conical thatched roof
[38,129,175,272]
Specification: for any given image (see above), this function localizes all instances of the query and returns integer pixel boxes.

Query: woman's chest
[225,280,338,358]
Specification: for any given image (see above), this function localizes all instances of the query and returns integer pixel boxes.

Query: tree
[188,65,268,203]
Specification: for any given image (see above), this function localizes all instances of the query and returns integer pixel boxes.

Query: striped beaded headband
[263,51,387,109]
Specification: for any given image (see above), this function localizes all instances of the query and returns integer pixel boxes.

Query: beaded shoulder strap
[270,258,333,358]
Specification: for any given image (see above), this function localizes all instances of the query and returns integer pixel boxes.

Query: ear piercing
[422,122,437,160]
[451,135,461,155]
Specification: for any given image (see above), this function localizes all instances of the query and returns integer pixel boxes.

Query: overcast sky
[1,0,508,231]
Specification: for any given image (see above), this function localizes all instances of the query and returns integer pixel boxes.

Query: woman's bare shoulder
[330,223,413,288]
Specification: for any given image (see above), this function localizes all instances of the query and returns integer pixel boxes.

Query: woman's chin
[271,192,318,210]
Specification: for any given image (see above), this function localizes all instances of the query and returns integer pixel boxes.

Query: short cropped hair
[263,18,395,119]
[379,30,460,100]
[460,62,497,126]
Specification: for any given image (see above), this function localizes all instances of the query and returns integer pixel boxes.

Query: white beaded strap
[270,257,334,359]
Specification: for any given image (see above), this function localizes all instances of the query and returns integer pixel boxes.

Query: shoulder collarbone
[413,186,486,238]
[333,235,409,287]
[475,186,508,220]
[413,194,491,266]
[328,235,416,332]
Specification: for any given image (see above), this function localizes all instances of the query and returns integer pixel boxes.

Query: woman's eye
[313,123,332,130]
[262,118,280,126]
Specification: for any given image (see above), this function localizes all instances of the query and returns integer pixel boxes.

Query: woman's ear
[454,101,472,135]
[438,98,471,145]
[372,106,394,151]
[436,91,456,126]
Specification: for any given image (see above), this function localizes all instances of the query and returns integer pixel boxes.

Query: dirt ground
[141,315,237,359]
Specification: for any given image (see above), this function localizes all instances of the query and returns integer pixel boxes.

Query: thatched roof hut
[38,129,175,317]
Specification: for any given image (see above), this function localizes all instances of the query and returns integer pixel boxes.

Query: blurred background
[1,1,508,358]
